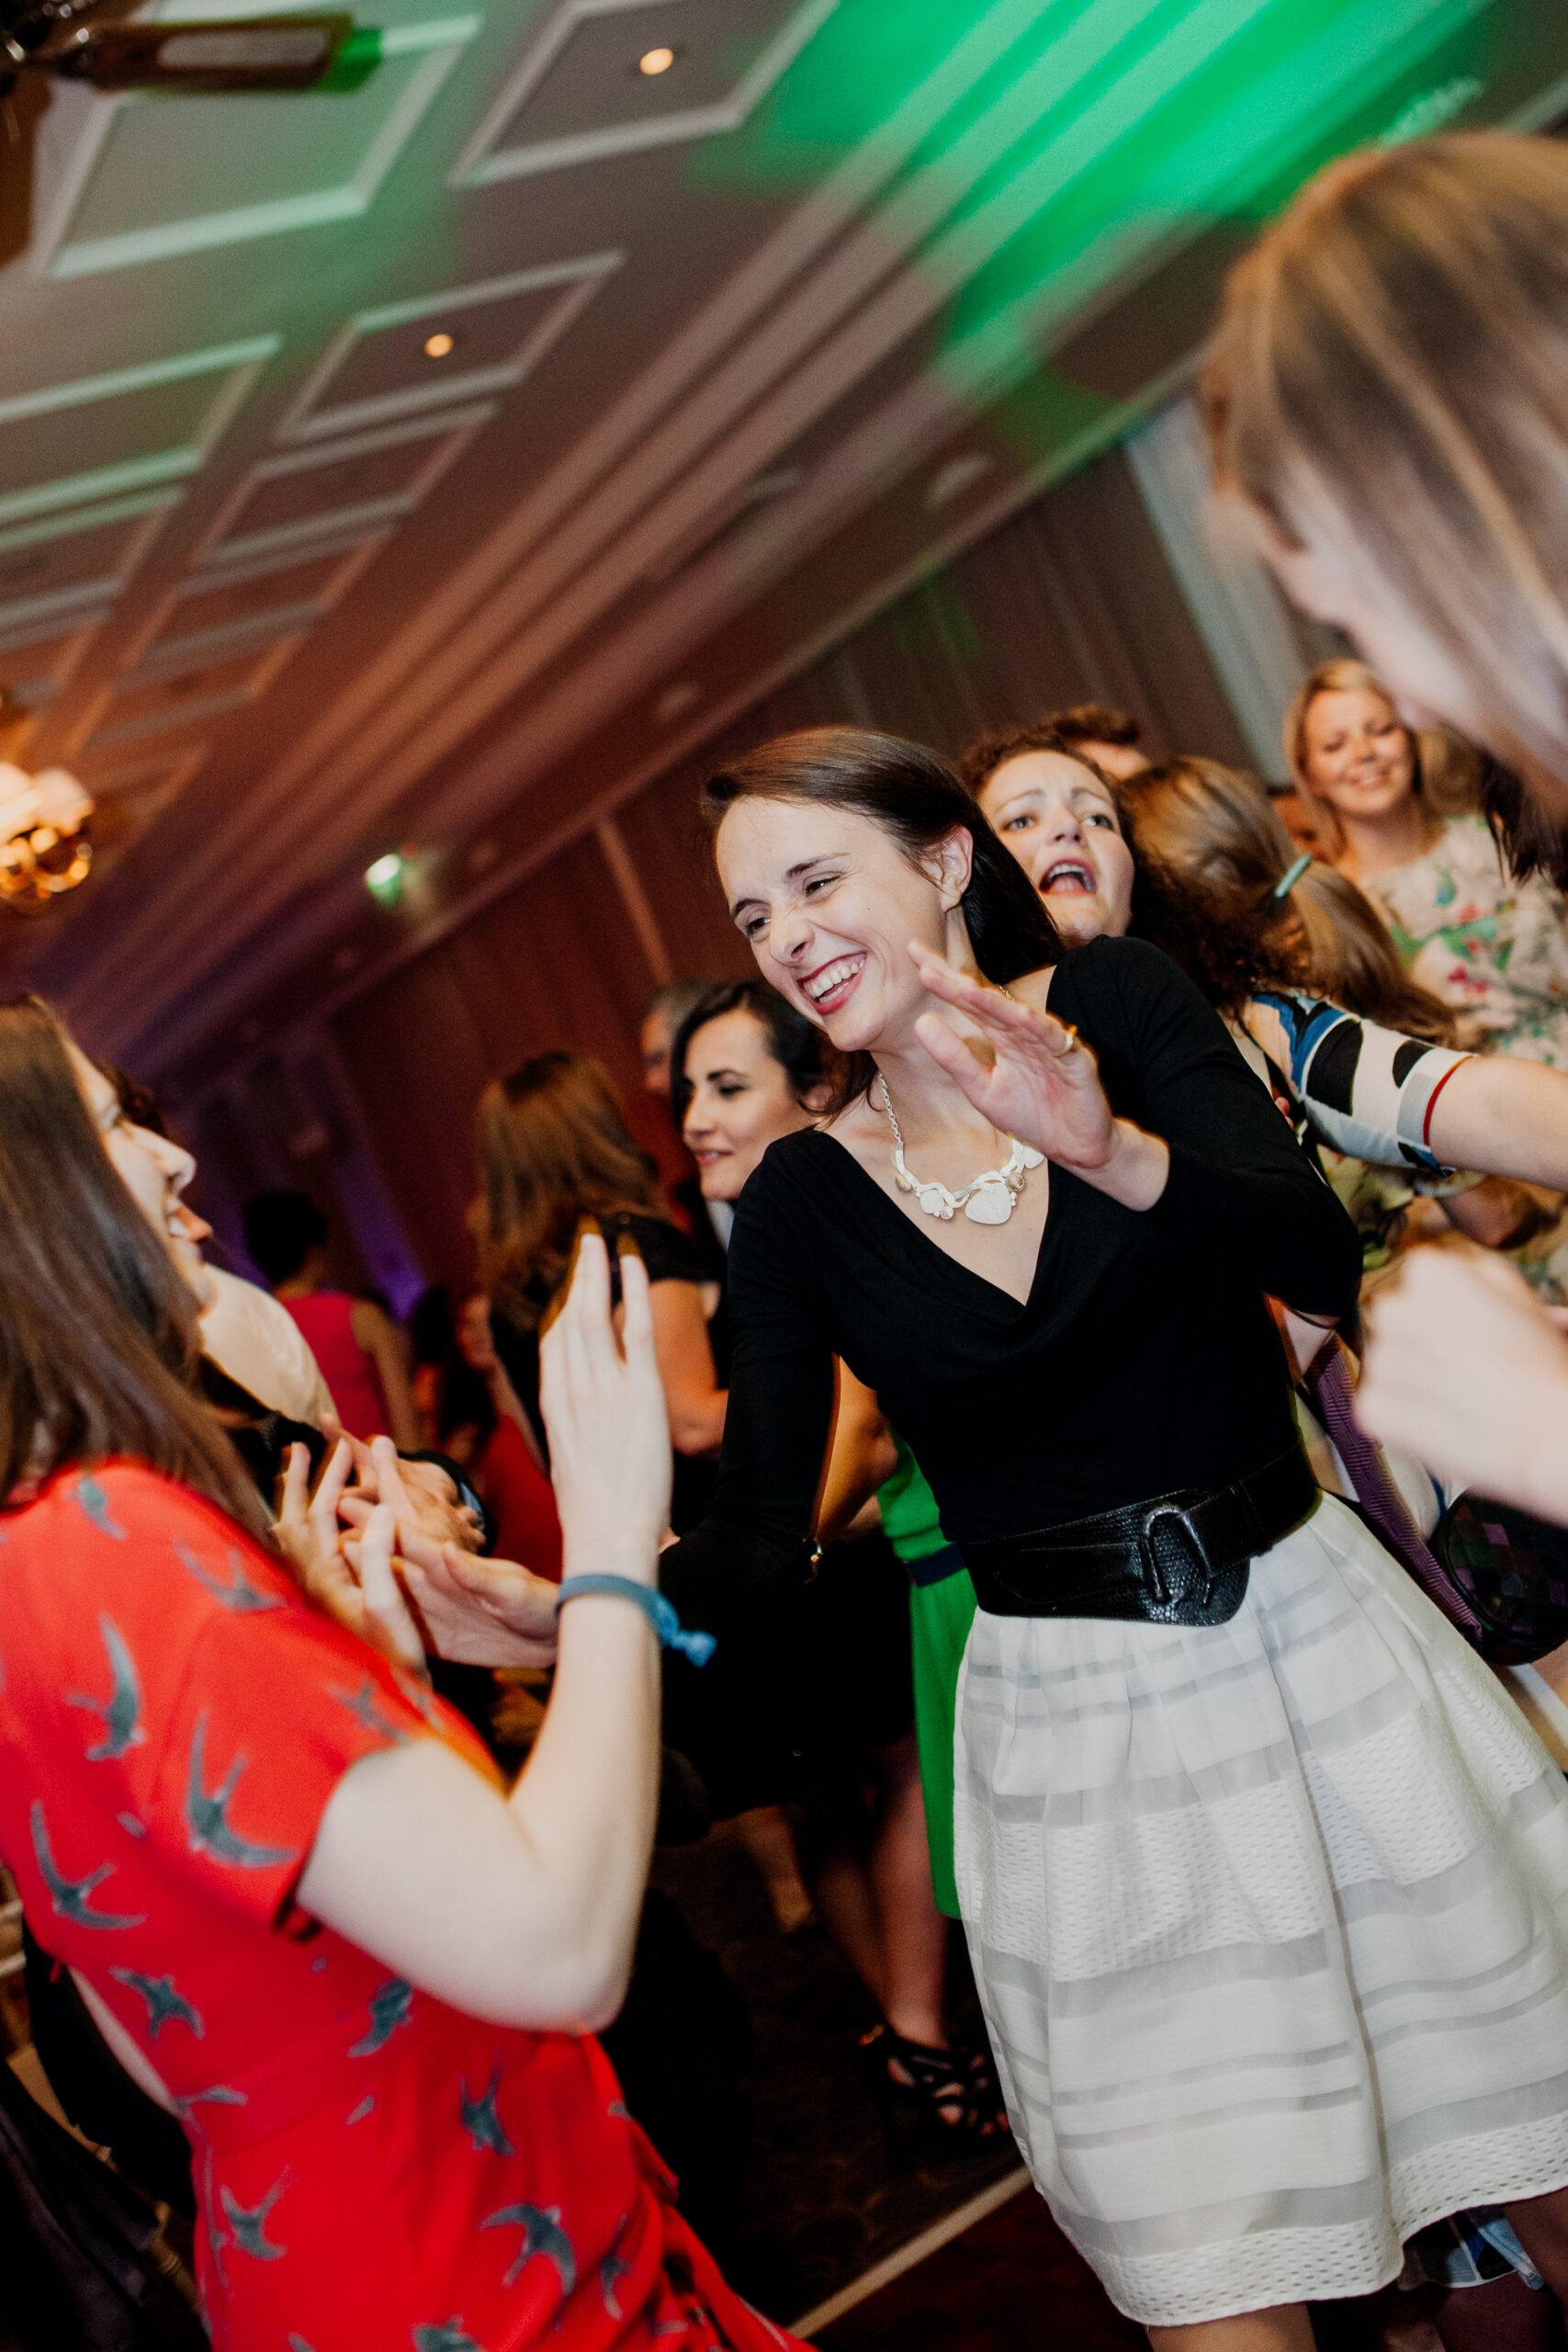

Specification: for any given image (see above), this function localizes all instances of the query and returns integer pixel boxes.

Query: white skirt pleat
[953,1493,1568,2327]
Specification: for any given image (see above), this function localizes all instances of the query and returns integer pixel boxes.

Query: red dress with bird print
[0,1462,797,2352]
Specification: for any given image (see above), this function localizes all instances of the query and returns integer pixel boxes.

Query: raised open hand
[540,1227,671,1581]
[908,945,1170,1211]
[908,943,1116,1169]
[276,1438,358,1616]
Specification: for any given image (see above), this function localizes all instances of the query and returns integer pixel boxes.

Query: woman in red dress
[0,995,798,2352]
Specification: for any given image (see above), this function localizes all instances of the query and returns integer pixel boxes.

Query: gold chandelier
[0,763,94,910]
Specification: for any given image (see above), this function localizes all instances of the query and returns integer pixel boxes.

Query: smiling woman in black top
[658,727,1568,2346]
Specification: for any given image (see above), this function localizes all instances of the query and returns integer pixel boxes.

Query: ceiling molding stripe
[193,523,397,582]
[0,337,281,426]
[0,453,202,527]
[450,0,840,187]
[0,486,184,555]
[77,743,210,805]
[117,532,386,673]
[42,22,479,279]
[274,253,623,444]
[84,688,257,750]
[0,619,97,695]
[0,579,119,635]
[0,340,276,534]
[81,634,305,751]
[189,403,497,571]
[125,599,327,684]
[254,402,502,480]
[197,497,423,573]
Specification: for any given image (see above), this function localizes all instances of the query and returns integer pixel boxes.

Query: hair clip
[1271,852,1313,899]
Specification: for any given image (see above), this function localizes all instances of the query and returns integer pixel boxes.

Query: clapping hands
[276,1433,561,1673]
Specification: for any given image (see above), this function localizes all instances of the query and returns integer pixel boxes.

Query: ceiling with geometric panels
[0,0,1560,1083]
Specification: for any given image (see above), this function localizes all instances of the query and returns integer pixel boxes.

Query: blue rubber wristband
[557,1575,716,1667]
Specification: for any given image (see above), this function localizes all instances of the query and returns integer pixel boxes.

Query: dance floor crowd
[9,125,1568,2352]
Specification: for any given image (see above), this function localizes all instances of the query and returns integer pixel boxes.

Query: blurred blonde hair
[1203,132,1568,792]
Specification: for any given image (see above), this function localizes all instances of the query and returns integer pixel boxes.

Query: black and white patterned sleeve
[1247,991,1472,1173]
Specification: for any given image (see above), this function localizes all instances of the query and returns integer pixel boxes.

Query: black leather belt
[964,1445,1318,1626]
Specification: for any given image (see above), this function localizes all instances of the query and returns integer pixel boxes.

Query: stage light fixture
[0,7,378,101]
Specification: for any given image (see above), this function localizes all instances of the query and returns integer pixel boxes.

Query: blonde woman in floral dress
[1285,658,1568,1070]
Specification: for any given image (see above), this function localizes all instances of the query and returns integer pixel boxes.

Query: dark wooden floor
[814,2185,1143,2351]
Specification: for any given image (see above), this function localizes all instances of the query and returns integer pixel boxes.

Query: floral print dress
[1366,815,1568,1295]
[1367,813,1568,1069]
[0,1461,797,2352]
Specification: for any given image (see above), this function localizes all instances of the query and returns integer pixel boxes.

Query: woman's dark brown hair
[668,978,841,1129]
[703,726,1062,1101]
[475,1049,668,1329]
[0,996,269,1532]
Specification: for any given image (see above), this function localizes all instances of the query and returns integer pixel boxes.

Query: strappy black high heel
[860,2022,1010,2147]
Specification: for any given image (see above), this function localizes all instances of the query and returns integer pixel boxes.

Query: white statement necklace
[878,1074,1043,1226]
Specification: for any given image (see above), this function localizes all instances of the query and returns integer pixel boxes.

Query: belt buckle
[1137,1499,1208,1612]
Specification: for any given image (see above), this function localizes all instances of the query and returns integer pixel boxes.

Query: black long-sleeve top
[660,938,1360,1630]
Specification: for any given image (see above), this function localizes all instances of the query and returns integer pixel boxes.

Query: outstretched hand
[1358,1245,1568,1521]
[908,944,1168,1208]
[389,1521,561,1668]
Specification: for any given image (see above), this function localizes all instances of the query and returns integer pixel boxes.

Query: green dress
[875,1436,976,1917]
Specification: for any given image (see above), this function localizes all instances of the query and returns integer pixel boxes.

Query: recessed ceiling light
[637,45,675,75]
[423,331,455,358]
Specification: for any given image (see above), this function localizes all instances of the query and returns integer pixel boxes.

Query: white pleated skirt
[953,1493,1568,2328]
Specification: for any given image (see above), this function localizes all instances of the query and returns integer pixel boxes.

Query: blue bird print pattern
[73,1474,127,1539]
[66,1614,145,1760]
[460,2063,514,2157]
[186,1714,299,1870]
[30,1800,145,1930]
[175,1542,283,1613]
[329,1677,410,1742]
[172,2084,247,2121]
[349,1976,414,2056]
[109,1966,204,2041]
[412,2324,487,2351]
[218,2172,289,2260]
[481,2203,577,2297]
[600,2248,633,2320]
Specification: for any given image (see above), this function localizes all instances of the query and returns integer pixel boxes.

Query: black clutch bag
[1431,1493,1568,1665]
